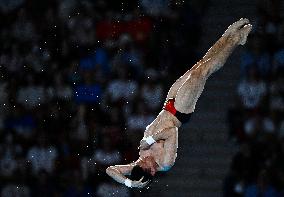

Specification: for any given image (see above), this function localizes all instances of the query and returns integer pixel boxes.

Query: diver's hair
[130,166,153,186]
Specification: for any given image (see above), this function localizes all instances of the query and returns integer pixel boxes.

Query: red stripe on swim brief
[163,98,177,115]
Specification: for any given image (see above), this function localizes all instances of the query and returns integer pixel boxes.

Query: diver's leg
[165,69,195,101]
[166,18,252,102]
[174,19,252,114]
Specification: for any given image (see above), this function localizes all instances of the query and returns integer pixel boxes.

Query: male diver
[106,18,252,188]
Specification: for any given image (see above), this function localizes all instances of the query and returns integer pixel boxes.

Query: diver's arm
[106,164,133,184]
[160,127,178,170]
[106,163,150,188]
[139,127,176,150]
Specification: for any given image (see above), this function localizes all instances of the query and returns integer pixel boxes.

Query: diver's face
[140,156,158,176]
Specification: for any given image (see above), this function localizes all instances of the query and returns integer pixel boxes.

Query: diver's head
[130,156,158,184]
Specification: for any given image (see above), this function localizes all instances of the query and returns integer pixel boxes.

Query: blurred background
[0,0,283,196]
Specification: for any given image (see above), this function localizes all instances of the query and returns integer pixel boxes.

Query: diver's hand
[131,177,150,188]
[139,139,150,150]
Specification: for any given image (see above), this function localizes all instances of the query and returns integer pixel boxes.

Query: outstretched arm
[106,164,133,184]
[106,163,149,188]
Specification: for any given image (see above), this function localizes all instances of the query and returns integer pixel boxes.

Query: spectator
[5,105,36,138]
[70,104,89,142]
[105,66,138,103]
[127,100,155,132]
[67,14,96,48]
[31,170,56,197]
[0,76,8,116]
[230,143,255,182]
[244,170,278,197]
[11,9,38,43]
[74,72,102,104]
[141,68,164,111]
[47,73,73,101]
[16,74,46,109]
[93,137,122,167]
[64,170,94,197]
[27,137,58,174]
[271,19,284,75]
[239,35,271,79]
[96,181,130,197]
[139,0,170,17]
[237,68,267,110]
[279,120,284,139]
[227,0,284,196]
[1,183,30,197]
[126,100,155,145]
[0,134,20,177]
[244,113,275,139]
[269,76,284,118]
[0,0,24,13]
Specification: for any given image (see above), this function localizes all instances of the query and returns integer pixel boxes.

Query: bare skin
[106,18,252,188]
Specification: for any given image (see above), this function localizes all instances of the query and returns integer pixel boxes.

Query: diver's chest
[140,141,165,159]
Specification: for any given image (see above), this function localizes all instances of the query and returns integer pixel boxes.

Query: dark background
[0,0,283,196]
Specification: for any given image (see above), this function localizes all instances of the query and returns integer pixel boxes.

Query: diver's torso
[144,110,181,136]
[139,140,165,168]
[139,110,180,169]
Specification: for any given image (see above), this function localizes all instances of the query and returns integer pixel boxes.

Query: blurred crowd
[224,0,284,196]
[0,0,207,196]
